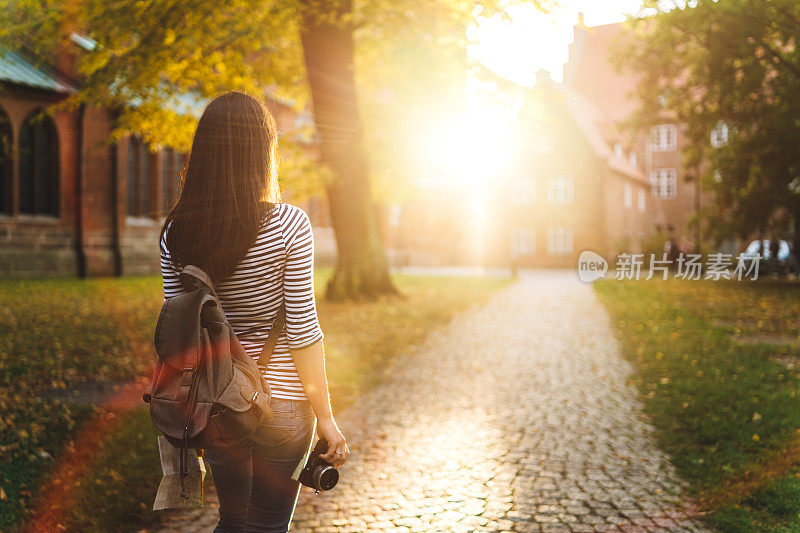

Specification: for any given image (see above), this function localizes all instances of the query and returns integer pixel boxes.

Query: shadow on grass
[1,272,510,532]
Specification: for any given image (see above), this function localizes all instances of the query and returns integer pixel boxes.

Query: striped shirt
[160,202,324,400]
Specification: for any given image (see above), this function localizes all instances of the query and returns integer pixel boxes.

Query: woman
[159,91,350,532]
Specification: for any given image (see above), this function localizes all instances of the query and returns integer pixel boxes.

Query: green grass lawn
[595,279,800,532]
[0,271,509,532]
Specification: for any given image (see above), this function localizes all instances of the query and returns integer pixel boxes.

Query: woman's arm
[291,339,333,419]
[292,339,350,467]
[281,205,349,467]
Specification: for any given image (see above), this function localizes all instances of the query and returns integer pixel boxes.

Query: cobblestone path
[156,271,707,532]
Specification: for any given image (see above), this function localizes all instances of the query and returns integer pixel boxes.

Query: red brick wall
[388,190,478,267]
[0,88,168,277]
[565,22,707,248]
[0,87,331,278]
[485,107,608,268]
[82,105,118,275]
[0,88,78,277]
[646,123,703,241]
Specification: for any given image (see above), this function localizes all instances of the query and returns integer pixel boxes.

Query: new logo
[577,250,608,283]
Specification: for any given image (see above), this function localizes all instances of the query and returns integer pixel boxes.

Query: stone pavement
[155,270,708,532]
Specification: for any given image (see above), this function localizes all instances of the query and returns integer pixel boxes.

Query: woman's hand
[291,340,349,466]
[316,416,350,468]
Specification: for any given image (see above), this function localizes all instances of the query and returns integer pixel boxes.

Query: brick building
[381,68,651,269]
[382,183,485,267]
[0,39,326,278]
[485,71,650,268]
[564,20,715,251]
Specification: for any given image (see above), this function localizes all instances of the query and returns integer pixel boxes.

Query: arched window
[0,108,11,215]
[19,111,59,216]
[127,136,151,217]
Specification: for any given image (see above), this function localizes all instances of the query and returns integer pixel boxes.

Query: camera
[298,439,339,492]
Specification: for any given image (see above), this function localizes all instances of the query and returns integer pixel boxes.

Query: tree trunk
[300,1,397,300]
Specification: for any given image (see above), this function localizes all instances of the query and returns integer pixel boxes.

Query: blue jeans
[204,399,316,533]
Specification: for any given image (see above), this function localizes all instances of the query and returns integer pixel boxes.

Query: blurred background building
[0,35,328,278]
[0,18,731,277]
[487,70,650,268]
[564,19,713,254]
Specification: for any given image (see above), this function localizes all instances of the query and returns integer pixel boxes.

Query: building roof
[522,72,647,185]
[559,83,646,183]
[0,38,312,142]
[0,50,76,94]
[125,87,209,118]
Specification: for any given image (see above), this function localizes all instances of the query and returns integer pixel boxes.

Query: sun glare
[468,3,571,86]
[419,98,515,192]
[414,1,647,206]
[468,0,645,85]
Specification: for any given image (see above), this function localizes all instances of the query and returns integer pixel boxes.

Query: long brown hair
[161,91,280,283]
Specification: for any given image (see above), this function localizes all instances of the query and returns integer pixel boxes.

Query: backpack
[143,265,285,495]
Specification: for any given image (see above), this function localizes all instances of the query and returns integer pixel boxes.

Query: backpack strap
[257,305,286,368]
[180,265,217,297]
[181,263,283,368]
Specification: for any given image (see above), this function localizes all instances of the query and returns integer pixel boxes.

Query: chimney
[577,11,585,28]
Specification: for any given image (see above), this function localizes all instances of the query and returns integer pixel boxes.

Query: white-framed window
[512,179,535,206]
[547,175,574,205]
[623,182,632,209]
[614,142,624,160]
[638,188,646,212]
[511,227,536,257]
[547,226,573,256]
[628,151,637,168]
[650,124,677,152]
[650,168,678,199]
[710,122,729,148]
